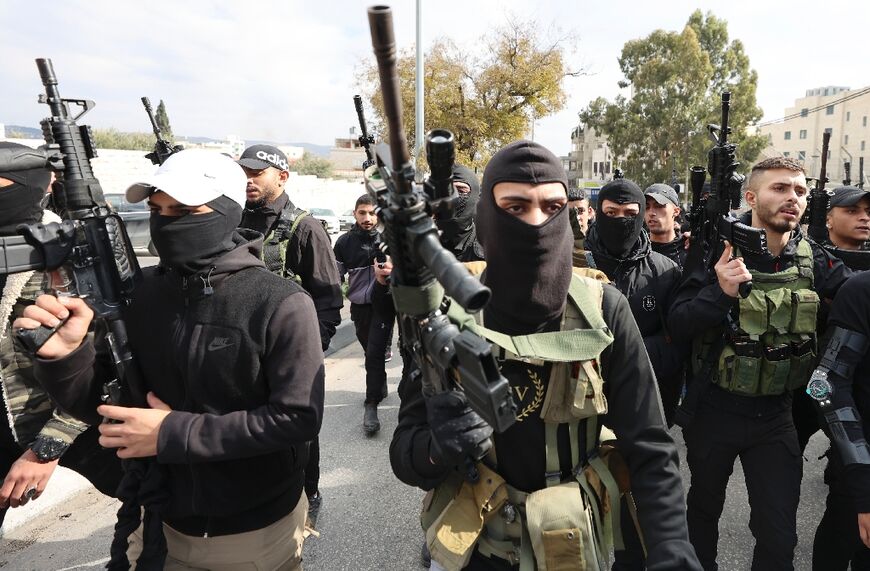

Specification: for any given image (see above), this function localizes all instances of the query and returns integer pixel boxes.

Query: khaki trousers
[128,494,308,570]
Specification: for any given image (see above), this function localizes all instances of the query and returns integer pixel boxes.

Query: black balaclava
[476,140,572,336]
[595,178,645,257]
[0,142,51,236]
[150,195,242,275]
[437,165,481,251]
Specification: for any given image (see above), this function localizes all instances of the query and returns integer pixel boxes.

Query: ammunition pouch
[705,239,819,397]
[423,464,508,571]
[525,481,598,571]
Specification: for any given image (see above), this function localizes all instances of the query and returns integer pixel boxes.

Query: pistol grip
[15,318,67,354]
[739,281,753,299]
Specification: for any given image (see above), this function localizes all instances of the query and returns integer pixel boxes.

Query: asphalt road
[0,251,832,569]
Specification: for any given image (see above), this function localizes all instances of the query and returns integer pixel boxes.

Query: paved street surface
[0,315,830,570]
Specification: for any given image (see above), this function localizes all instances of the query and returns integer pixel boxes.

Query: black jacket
[390,285,701,571]
[586,227,687,413]
[669,216,854,413]
[333,223,381,274]
[240,193,343,351]
[650,234,689,268]
[34,233,325,535]
[819,271,870,511]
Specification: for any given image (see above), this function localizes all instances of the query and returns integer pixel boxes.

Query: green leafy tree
[291,151,334,178]
[92,128,153,151]
[580,10,766,187]
[357,19,584,171]
[155,100,173,140]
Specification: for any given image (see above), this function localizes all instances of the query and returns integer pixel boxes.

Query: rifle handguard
[415,231,490,312]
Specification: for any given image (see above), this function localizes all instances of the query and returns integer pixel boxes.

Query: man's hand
[97,392,172,459]
[374,258,393,286]
[859,513,870,548]
[13,295,93,359]
[0,448,59,508]
[426,391,493,467]
[714,241,752,298]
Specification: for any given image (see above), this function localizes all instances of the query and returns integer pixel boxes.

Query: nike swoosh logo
[207,339,235,352]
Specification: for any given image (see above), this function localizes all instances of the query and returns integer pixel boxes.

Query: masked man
[390,141,700,571]
[0,142,121,526]
[17,150,324,570]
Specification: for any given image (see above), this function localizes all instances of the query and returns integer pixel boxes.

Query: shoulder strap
[795,238,815,284]
[446,275,613,362]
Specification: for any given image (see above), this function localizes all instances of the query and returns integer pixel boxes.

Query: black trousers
[792,386,820,452]
[683,400,802,571]
[350,303,395,405]
[813,458,870,570]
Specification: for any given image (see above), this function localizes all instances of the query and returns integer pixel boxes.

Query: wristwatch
[806,370,834,407]
[30,435,68,462]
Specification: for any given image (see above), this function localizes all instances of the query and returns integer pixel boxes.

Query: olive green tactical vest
[694,239,819,397]
[424,270,632,571]
[261,203,309,284]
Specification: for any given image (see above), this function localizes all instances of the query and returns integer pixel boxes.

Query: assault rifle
[686,92,768,299]
[805,131,832,244]
[0,59,146,408]
[805,133,870,269]
[671,164,681,196]
[353,94,376,170]
[141,96,183,165]
[860,157,865,190]
[364,7,516,457]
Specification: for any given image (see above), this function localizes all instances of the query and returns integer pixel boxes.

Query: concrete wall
[0,137,365,213]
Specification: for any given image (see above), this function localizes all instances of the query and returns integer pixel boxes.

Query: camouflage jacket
[1,263,89,456]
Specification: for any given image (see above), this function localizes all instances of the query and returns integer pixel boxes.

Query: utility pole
[415,0,424,161]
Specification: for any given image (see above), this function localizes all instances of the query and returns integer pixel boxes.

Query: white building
[758,86,870,186]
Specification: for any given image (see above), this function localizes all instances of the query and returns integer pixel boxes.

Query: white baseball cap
[125,149,247,208]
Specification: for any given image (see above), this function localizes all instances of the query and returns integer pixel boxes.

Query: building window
[826,105,835,115]
[593,162,598,174]
[799,130,807,139]
[825,127,833,135]
[798,151,806,161]
[801,108,808,117]
[783,152,790,157]
[784,131,792,140]
[845,135,849,145]
[605,162,611,173]
[847,111,851,121]
[864,116,868,127]
[863,141,867,151]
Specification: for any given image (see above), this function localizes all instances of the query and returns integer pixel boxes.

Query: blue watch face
[807,377,833,401]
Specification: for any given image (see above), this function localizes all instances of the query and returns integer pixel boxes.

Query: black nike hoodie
[35,230,325,535]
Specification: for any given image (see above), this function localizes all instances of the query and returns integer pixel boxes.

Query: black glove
[426,391,493,467]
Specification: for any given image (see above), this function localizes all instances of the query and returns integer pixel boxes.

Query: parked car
[339,209,355,232]
[309,208,341,234]
[105,193,158,255]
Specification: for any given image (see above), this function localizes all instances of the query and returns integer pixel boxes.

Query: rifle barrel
[368,6,410,184]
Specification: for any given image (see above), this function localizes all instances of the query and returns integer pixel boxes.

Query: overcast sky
[2,0,866,156]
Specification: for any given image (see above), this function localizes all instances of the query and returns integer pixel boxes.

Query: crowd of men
[1,126,870,571]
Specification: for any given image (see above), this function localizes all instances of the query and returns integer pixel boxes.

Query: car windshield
[310,208,336,217]
[105,194,147,212]
[342,210,353,217]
